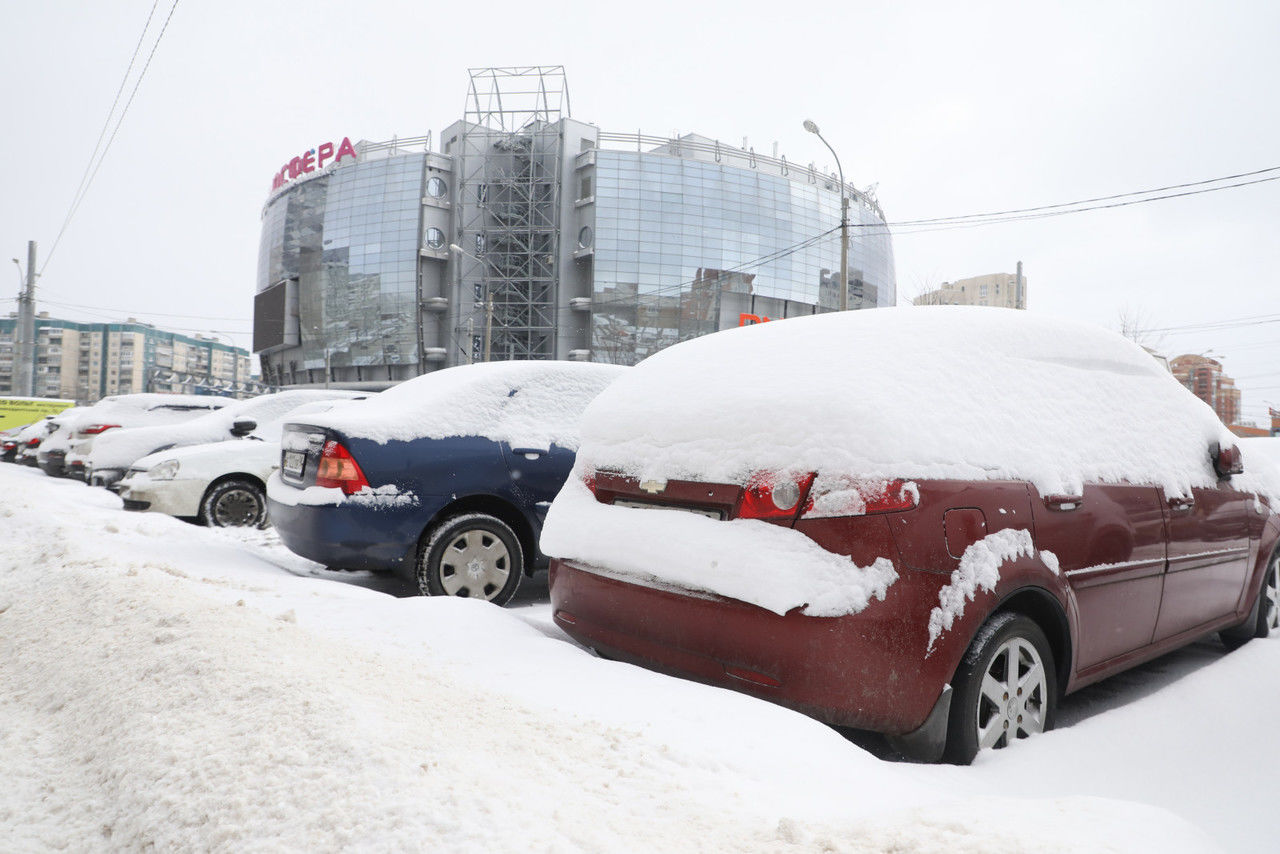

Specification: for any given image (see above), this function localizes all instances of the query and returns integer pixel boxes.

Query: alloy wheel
[975,636,1049,750]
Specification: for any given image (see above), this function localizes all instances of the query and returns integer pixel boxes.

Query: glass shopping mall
[254,67,896,388]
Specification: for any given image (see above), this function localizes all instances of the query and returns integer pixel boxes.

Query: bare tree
[1118,306,1167,352]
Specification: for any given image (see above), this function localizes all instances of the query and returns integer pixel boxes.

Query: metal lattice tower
[456,67,569,362]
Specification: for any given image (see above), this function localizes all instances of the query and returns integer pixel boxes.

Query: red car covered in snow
[543,308,1280,763]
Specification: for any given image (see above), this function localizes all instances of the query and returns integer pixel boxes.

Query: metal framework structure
[456,67,569,361]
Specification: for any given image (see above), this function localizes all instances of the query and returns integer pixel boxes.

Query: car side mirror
[230,418,258,438]
[1211,442,1244,478]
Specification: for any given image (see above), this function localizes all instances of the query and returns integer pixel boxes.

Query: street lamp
[450,243,494,363]
[804,119,850,312]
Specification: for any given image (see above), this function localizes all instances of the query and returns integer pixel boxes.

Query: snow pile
[87,390,364,470]
[542,478,898,616]
[926,529,1036,652]
[313,361,626,450]
[0,465,1229,853]
[572,307,1255,500]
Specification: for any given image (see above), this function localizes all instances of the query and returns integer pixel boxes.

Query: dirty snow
[3,465,1274,852]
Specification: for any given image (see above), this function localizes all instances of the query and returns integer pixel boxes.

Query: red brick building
[1170,354,1240,426]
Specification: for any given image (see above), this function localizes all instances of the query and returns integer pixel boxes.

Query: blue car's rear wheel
[418,513,524,605]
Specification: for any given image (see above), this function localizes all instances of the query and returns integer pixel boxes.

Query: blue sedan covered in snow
[267,361,625,605]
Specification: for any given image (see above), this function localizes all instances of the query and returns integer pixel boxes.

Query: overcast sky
[2,1,1277,423]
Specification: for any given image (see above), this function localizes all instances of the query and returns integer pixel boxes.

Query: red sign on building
[271,137,357,191]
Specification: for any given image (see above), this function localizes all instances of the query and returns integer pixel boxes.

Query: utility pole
[804,121,849,311]
[14,241,37,397]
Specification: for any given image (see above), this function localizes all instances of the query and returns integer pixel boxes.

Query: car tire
[418,513,523,606]
[943,612,1056,765]
[1221,552,1279,650]
[1254,554,1279,638]
[200,479,268,528]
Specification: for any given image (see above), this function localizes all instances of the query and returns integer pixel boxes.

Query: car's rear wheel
[943,612,1056,765]
[418,513,523,605]
[1221,552,1279,650]
[1257,556,1279,637]
[201,479,268,528]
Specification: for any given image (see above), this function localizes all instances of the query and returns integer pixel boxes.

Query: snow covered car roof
[572,306,1279,501]
[306,361,628,451]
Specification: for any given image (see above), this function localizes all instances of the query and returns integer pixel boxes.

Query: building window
[579,176,592,199]
[426,176,447,199]
[578,226,594,249]
[424,227,445,250]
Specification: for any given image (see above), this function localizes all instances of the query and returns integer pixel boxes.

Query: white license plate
[283,450,306,478]
[614,499,722,520]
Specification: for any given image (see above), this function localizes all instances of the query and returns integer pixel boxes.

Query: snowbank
[0,465,1235,852]
[312,361,626,450]
[572,307,1263,500]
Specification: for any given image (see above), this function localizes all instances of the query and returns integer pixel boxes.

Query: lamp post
[450,243,494,363]
[804,120,850,312]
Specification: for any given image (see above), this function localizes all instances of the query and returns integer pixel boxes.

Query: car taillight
[583,472,597,496]
[313,439,369,495]
[81,423,121,435]
[27,438,41,448]
[738,472,816,520]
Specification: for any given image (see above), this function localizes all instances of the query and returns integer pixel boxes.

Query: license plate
[613,499,723,520]
[283,450,306,478]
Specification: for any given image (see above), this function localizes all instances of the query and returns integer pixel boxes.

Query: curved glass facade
[257,152,425,383]
[253,122,897,388]
[587,151,895,365]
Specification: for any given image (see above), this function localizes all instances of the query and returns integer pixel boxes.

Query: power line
[37,295,249,323]
[41,0,181,276]
[884,165,1280,228]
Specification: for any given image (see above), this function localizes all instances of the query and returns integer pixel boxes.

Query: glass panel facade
[257,153,426,373]
[589,151,895,365]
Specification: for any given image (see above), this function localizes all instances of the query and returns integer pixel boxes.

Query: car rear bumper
[549,558,960,736]
[266,490,426,572]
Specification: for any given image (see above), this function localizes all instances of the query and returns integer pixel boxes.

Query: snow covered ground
[1,463,1274,853]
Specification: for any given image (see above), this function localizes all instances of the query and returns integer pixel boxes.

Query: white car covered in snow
[84,390,364,490]
[41,394,233,480]
[117,396,370,527]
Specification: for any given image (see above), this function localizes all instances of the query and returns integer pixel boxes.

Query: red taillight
[583,472,597,496]
[313,440,370,495]
[738,472,816,520]
[27,438,41,448]
[81,423,121,435]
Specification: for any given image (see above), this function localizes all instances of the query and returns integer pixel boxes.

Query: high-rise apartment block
[0,314,255,404]
[1170,354,1240,427]
[913,269,1027,309]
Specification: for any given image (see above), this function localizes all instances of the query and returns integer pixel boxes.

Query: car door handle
[511,448,546,460]
[1044,495,1083,511]
[1168,496,1195,512]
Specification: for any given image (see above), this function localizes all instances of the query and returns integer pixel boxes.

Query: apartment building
[913,270,1028,309]
[0,314,254,403]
